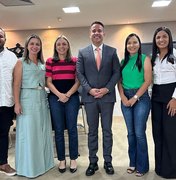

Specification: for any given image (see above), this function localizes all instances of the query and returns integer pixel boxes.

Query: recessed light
[152,0,172,7]
[62,7,80,13]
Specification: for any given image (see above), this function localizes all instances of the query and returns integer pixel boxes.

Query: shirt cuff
[172,88,176,99]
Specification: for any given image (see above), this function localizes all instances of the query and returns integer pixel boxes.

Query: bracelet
[133,94,139,100]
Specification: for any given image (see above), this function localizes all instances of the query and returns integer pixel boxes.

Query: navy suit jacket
[77,44,121,103]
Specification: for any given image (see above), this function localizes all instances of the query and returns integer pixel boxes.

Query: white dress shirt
[0,48,18,106]
[92,44,103,60]
[153,48,176,98]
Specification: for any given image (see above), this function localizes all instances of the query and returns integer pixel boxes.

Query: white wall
[5,21,176,116]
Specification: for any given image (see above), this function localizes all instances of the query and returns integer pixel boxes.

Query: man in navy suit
[77,21,121,176]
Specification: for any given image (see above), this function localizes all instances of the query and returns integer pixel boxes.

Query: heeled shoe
[70,167,77,173]
[59,167,66,173]
[70,160,77,173]
[58,160,66,173]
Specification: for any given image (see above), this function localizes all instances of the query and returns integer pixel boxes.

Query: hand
[14,103,22,115]
[94,88,109,99]
[128,97,138,107]
[89,88,101,97]
[121,96,131,107]
[58,93,69,103]
[167,98,176,117]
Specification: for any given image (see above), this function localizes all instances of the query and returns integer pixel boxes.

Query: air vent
[0,0,34,6]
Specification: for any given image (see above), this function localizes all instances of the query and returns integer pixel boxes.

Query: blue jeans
[121,89,150,173]
[48,94,80,160]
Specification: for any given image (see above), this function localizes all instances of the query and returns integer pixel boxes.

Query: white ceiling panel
[0,0,176,30]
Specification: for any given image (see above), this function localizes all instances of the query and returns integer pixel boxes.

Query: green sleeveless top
[121,53,146,89]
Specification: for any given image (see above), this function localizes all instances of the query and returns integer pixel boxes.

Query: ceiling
[0,0,176,31]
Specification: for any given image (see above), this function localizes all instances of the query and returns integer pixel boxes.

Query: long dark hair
[52,35,72,62]
[121,33,142,72]
[151,27,175,66]
[23,34,44,64]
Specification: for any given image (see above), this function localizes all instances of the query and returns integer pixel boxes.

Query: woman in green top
[118,33,152,177]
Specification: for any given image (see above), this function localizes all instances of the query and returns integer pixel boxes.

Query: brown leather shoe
[0,164,16,176]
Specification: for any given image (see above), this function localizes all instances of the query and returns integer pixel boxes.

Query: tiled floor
[0,117,174,180]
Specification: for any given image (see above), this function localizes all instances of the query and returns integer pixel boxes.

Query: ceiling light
[62,7,80,13]
[152,0,172,7]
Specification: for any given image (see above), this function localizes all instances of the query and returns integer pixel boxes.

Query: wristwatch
[133,95,139,100]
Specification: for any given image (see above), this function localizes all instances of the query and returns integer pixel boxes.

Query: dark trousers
[152,83,176,178]
[0,106,14,165]
[152,100,176,178]
[85,100,114,163]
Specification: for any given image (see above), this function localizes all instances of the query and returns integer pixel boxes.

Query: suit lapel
[99,44,106,70]
[88,45,97,69]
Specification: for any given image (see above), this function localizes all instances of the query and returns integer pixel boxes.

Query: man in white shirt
[0,28,17,176]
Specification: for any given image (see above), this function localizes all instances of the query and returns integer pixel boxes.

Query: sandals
[127,167,135,174]
[127,167,146,177]
[135,171,145,177]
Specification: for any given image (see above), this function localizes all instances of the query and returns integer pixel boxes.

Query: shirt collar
[92,44,103,51]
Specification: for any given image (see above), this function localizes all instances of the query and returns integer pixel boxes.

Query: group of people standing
[0,21,175,179]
